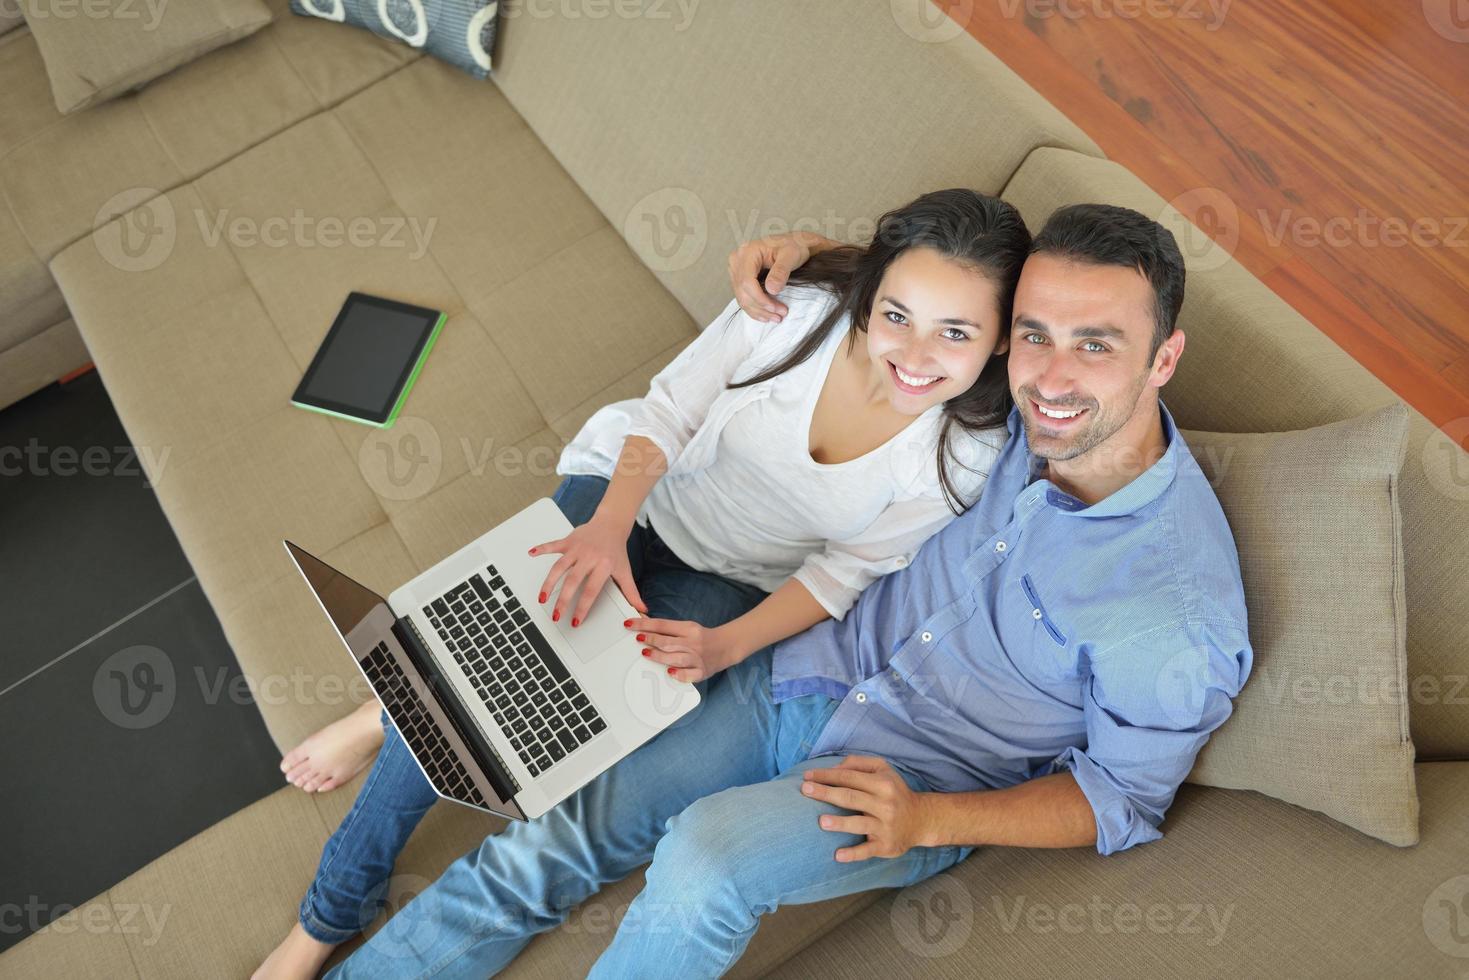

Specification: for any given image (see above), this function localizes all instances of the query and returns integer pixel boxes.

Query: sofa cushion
[23,0,274,114]
[1001,147,1469,762]
[291,0,500,77]
[1180,404,1417,845]
[768,761,1469,978]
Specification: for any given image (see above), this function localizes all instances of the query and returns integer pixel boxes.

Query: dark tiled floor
[0,373,285,954]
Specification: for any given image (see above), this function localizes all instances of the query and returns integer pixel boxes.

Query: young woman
[256,188,1029,979]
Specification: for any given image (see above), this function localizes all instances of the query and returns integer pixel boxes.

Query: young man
[320,204,1252,978]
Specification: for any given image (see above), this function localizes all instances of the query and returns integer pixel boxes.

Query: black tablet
[291,292,446,428]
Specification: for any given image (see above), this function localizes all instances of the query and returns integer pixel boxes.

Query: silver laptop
[283,496,700,820]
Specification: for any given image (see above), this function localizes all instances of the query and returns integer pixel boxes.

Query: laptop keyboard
[425,564,607,778]
[361,640,488,808]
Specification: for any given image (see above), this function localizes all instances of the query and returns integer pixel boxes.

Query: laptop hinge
[391,617,521,806]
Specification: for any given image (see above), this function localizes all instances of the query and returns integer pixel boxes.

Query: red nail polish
[636,633,646,642]
[552,610,560,622]
[528,547,536,555]
[666,666,676,676]
[622,619,633,628]
[571,618,579,628]
[641,649,651,657]
[538,592,547,603]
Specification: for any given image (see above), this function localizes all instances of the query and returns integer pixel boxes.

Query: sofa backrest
[490,0,1100,326]
[1002,148,1468,761]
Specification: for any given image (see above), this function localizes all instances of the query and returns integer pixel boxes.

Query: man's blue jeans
[309,475,966,977]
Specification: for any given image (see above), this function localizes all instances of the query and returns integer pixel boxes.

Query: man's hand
[802,755,932,862]
[726,231,837,323]
[624,616,747,683]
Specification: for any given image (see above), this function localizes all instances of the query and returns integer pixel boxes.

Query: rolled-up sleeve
[1048,621,1252,855]
[627,297,768,467]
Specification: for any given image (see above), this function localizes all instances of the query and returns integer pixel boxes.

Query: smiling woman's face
[862,246,1007,416]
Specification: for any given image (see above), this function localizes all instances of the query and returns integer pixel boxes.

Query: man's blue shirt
[771,402,1252,855]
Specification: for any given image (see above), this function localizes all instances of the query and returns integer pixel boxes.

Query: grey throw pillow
[291,0,500,78]
[1181,403,1418,847]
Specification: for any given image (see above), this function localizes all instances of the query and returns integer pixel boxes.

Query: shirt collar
[1005,401,1181,519]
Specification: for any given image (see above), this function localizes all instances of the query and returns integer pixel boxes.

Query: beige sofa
[3,1,1467,975]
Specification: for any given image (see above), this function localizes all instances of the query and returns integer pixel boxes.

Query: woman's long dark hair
[727,188,1031,513]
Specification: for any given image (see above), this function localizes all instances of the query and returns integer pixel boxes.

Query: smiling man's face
[1007,253,1171,463]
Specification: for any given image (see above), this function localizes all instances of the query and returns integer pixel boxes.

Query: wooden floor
[944,0,1469,441]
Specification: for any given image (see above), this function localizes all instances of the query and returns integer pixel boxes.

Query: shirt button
[895,556,908,568]
[1032,608,1043,620]
[995,541,1007,553]
[920,631,933,642]
[855,692,868,703]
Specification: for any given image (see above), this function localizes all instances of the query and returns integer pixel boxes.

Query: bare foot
[252,922,336,980]
[280,700,385,793]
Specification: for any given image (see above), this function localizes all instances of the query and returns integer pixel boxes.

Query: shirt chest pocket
[1020,574,1068,647]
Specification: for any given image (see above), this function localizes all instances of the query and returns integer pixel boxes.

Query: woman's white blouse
[556,286,1004,620]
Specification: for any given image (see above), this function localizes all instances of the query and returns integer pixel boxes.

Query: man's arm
[915,771,1096,850]
[802,758,1095,862]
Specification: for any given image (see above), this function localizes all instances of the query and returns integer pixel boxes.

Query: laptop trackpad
[549,579,633,664]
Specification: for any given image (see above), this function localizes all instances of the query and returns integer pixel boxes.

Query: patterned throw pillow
[291,0,501,78]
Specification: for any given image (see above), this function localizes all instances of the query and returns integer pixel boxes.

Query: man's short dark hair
[1030,204,1186,361]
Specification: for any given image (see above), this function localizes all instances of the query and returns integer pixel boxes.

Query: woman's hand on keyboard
[625,617,743,684]
[529,514,647,627]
